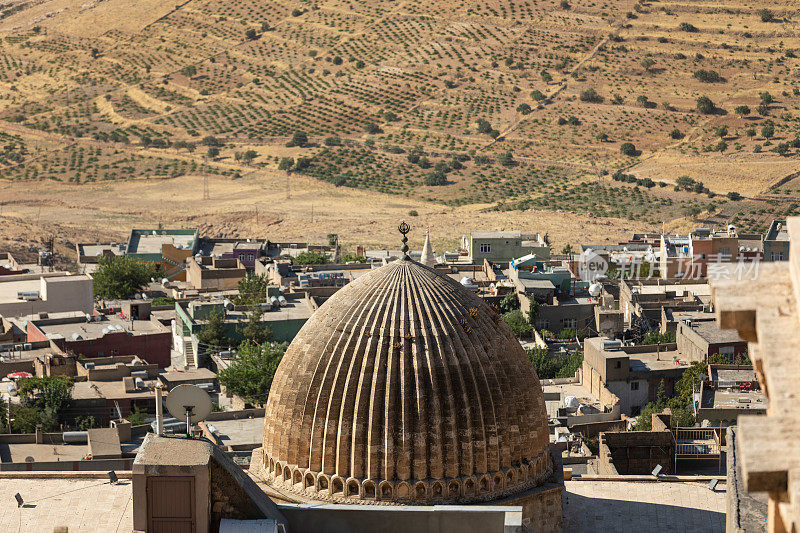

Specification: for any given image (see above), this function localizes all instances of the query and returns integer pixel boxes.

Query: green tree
[761,121,775,139]
[503,309,532,337]
[528,347,556,379]
[734,105,750,117]
[500,292,520,313]
[218,341,287,404]
[294,251,329,265]
[198,309,226,350]
[236,274,268,305]
[93,256,153,300]
[238,306,273,344]
[11,406,56,433]
[207,146,220,158]
[126,405,148,426]
[15,376,73,430]
[75,415,98,430]
[244,28,258,40]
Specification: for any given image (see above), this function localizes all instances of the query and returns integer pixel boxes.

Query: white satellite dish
[166,384,213,436]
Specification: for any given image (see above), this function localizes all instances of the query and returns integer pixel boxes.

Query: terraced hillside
[0,0,799,241]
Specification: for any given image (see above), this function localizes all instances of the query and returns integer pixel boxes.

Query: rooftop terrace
[126,229,197,255]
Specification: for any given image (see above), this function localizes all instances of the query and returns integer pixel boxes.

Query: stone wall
[599,430,674,475]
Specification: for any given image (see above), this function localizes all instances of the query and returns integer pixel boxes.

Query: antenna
[165,384,212,438]
[203,173,210,200]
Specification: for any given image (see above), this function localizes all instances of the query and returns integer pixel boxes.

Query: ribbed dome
[259,260,551,504]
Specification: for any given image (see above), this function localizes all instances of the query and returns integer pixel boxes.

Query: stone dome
[259,260,551,504]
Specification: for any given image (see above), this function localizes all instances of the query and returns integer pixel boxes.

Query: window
[561,318,577,329]
[535,320,550,330]
[247,253,254,262]
[631,381,640,391]
[479,243,491,254]
[771,252,785,261]
[614,361,621,369]
[719,247,730,258]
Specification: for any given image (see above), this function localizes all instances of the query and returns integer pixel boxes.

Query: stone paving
[564,480,726,532]
[0,478,133,532]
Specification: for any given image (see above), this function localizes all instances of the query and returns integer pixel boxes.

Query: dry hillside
[0,0,798,251]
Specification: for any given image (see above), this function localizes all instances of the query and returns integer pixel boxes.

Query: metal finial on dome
[398,221,411,260]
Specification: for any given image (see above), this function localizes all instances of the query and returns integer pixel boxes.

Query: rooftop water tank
[564,396,580,409]
[588,283,602,297]
[63,431,88,444]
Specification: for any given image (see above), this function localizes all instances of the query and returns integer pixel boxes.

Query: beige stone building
[252,258,563,530]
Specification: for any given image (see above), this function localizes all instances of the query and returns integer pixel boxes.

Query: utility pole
[203,172,210,200]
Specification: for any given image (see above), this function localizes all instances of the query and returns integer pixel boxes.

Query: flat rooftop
[210,417,265,447]
[564,480,725,532]
[222,300,314,323]
[160,367,217,383]
[542,382,603,418]
[471,231,526,239]
[684,320,744,345]
[0,277,41,303]
[636,283,711,297]
[629,350,686,372]
[702,387,768,410]
[37,315,167,341]
[710,366,758,384]
[766,220,789,242]
[72,379,160,401]
[0,477,133,532]
[78,243,124,258]
[0,442,89,463]
[127,229,196,255]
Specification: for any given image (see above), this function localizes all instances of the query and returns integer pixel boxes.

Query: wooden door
[146,476,195,533]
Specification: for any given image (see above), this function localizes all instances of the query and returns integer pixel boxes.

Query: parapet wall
[599,430,674,475]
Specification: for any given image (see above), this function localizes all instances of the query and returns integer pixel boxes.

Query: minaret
[421,227,436,267]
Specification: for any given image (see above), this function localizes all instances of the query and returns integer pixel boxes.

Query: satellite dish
[166,384,212,434]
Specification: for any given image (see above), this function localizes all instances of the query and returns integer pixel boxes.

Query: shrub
[579,88,604,103]
[424,171,447,186]
[363,122,381,134]
[530,90,545,101]
[758,9,774,22]
[620,142,639,156]
[696,96,715,114]
[286,131,308,147]
[516,103,532,115]
[244,28,258,40]
[669,128,684,139]
[679,22,698,32]
[498,151,515,167]
[735,105,750,116]
[726,191,742,200]
[693,69,722,83]
[761,121,775,138]
[408,210,418,217]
